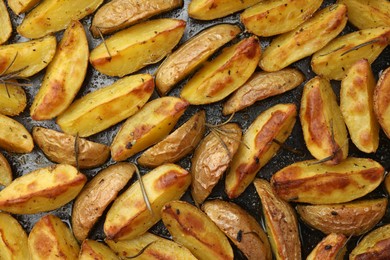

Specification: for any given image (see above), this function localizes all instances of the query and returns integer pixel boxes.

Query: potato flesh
[0,153,12,186]
[0,212,29,260]
[374,67,390,138]
[7,0,41,14]
[307,233,347,260]
[386,174,390,195]
[79,240,119,260]
[0,0,11,45]
[0,113,34,153]
[350,224,390,259]
[0,81,27,116]
[106,232,162,257]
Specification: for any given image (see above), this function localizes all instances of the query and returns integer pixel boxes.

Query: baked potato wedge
[0,164,86,214]
[225,103,297,199]
[7,0,41,14]
[271,157,384,204]
[155,23,241,95]
[17,0,103,39]
[28,214,79,260]
[111,97,188,161]
[311,26,390,80]
[223,68,305,115]
[90,18,186,77]
[57,74,154,137]
[0,153,12,186]
[241,0,323,37]
[0,212,29,260]
[79,240,119,260]
[0,0,11,45]
[72,163,135,242]
[254,179,301,260]
[203,200,272,260]
[162,200,234,260]
[306,233,347,260]
[0,113,33,153]
[30,20,89,121]
[374,66,390,138]
[259,4,347,72]
[300,76,348,164]
[180,36,261,105]
[191,123,242,205]
[0,81,27,116]
[386,174,390,194]
[104,164,191,240]
[138,110,206,168]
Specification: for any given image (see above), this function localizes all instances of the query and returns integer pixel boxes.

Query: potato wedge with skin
[311,26,390,80]
[104,164,191,240]
[0,81,27,116]
[225,103,297,199]
[79,240,119,260]
[181,36,261,105]
[90,19,186,77]
[374,67,390,138]
[138,110,206,168]
[223,68,305,115]
[57,74,154,137]
[259,4,347,72]
[0,114,33,153]
[307,233,347,260]
[0,153,12,186]
[28,215,79,260]
[30,20,89,121]
[297,198,387,236]
[162,200,234,260]
[156,24,241,96]
[0,164,86,214]
[106,232,162,257]
[17,0,103,39]
[300,76,348,164]
[254,179,301,260]
[241,0,323,37]
[91,0,183,37]
[7,0,41,15]
[111,97,189,162]
[0,212,29,260]
[386,174,390,194]
[203,200,272,260]
[72,163,135,242]
[0,0,12,45]
[191,123,242,205]
[0,36,56,77]
[271,157,384,204]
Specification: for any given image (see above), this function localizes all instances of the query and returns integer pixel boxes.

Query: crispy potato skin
[79,240,119,260]
[386,174,390,195]
[72,163,135,242]
[297,198,387,236]
[7,0,42,14]
[191,123,242,205]
[0,153,12,186]
[350,224,390,259]
[307,233,347,260]
[374,67,390,138]
[0,113,34,153]
[271,158,384,204]
[0,212,29,260]
[0,81,27,116]
[202,200,272,260]
[0,0,12,45]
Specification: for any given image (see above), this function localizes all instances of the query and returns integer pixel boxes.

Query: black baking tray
[2,0,390,259]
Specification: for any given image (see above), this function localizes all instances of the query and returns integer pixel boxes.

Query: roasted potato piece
[72,163,135,242]
[386,174,390,194]
[0,212,29,260]
[106,232,162,257]
[259,4,347,72]
[254,179,301,260]
[17,0,103,39]
[223,68,305,115]
[28,215,79,260]
[311,26,390,80]
[155,24,241,95]
[374,67,390,138]
[225,103,297,199]
[138,110,206,168]
[57,74,154,137]
[79,240,119,260]
[7,0,41,14]
[191,123,242,205]
[0,81,27,116]
[111,97,188,161]
[271,157,384,204]
[0,113,33,153]
[0,36,56,77]
[241,0,323,37]
[0,153,12,186]
[0,0,11,45]
[162,200,234,260]
[340,59,379,153]
[30,20,88,121]
[181,36,261,105]
[306,233,347,260]
[104,164,191,240]
[203,200,272,260]
[90,18,186,77]
[0,164,86,214]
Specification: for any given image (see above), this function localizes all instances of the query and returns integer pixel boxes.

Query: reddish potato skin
[307,233,347,260]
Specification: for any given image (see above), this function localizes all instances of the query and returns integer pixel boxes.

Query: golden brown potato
[72,163,135,242]
[90,19,186,77]
[180,36,261,105]
[162,200,234,260]
[254,179,301,260]
[0,212,29,260]
[374,67,390,138]
[0,81,27,116]
[138,110,206,168]
[7,0,42,14]
[79,240,119,260]
[0,164,86,214]
[297,198,387,236]
[0,153,12,186]
[223,68,305,115]
[300,76,348,164]
[155,24,241,95]
[271,157,384,204]
[306,233,347,260]
[386,174,390,194]
[191,123,242,205]
[0,0,11,45]
[0,113,34,153]
[259,4,347,72]
[203,200,272,260]
[225,103,297,199]
[57,74,154,137]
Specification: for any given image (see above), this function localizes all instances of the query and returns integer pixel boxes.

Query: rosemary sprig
[125,241,155,259]
[131,163,153,215]
[96,27,112,60]
[341,39,380,57]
